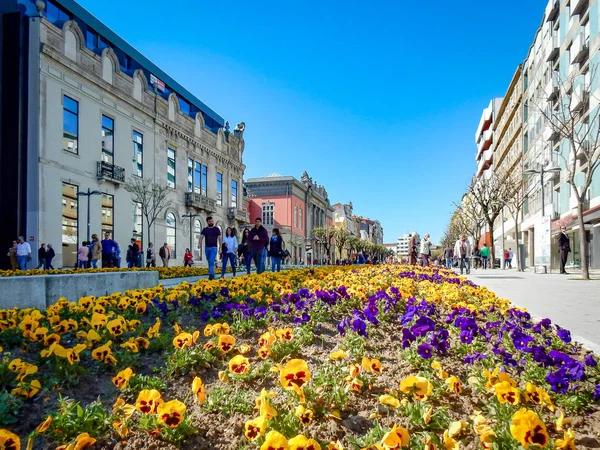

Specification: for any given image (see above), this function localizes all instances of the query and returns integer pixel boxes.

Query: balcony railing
[546,0,559,22]
[571,34,589,64]
[571,0,588,16]
[97,161,125,184]
[546,34,559,62]
[185,192,216,213]
[228,207,249,223]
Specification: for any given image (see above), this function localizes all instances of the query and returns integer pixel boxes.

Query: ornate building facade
[0,0,247,268]
[245,171,334,264]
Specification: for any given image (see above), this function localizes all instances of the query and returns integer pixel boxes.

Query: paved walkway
[464,268,600,353]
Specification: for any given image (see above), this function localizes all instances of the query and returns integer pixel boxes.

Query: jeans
[37,259,46,270]
[205,247,218,277]
[459,257,470,274]
[91,259,98,268]
[102,254,113,268]
[222,252,236,276]
[481,257,488,269]
[244,253,252,274]
[78,260,87,269]
[271,256,281,272]
[17,255,28,270]
[445,257,453,269]
[46,258,54,270]
[252,250,265,274]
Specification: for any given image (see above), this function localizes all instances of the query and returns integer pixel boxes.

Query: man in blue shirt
[101,232,115,268]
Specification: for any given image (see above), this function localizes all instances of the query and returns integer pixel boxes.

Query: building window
[62,183,78,267]
[166,212,176,258]
[167,148,176,188]
[187,160,208,195]
[133,201,143,248]
[101,115,114,163]
[231,180,238,208]
[101,193,114,236]
[194,162,202,194]
[187,159,193,192]
[262,203,274,226]
[193,219,202,261]
[299,207,303,230]
[63,95,78,154]
[132,131,143,177]
[216,172,223,206]
[294,206,298,229]
[201,164,207,196]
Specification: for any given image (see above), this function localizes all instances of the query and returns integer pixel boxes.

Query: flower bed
[0,265,598,450]
[0,266,233,279]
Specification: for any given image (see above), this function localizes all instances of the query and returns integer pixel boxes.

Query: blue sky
[78,0,547,243]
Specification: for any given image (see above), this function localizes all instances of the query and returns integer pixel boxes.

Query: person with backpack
[159,243,171,267]
[268,228,284,272]
[146,243,156,268]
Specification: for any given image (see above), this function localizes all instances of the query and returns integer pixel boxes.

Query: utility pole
[77,188,102,242]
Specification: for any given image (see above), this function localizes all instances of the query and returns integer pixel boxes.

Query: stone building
[0,0,247,268]
[245,171,334,264]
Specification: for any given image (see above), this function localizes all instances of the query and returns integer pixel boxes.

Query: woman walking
[77,241,89,269]
[8,240,18,270]
[268,228,284,272]
[238,228,252,275]
[221,227,238,278]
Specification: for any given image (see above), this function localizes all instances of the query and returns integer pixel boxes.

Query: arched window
[194,219,202,261]
[166,213,176,258]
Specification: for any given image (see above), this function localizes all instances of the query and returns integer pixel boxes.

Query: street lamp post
[77,188,102,242]
[182,213,201,261]
[523,164,561,217]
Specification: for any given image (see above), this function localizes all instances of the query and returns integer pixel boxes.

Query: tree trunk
[576,201,590,279]
[513,210,522,271]
[488,220,495,268]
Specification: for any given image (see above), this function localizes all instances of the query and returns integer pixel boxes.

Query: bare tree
[333,228,350,261]
[313,226,333,261]
[532,68,600,279]
[467,173,513,264]
[125,177,171,243]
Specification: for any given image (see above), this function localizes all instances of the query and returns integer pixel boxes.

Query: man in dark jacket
[37,243,47,270]
[45,244,55,269]
[558,226,571,274]
[248,218,269,274]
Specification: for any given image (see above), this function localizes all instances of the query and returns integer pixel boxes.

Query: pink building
[245,172,334,264]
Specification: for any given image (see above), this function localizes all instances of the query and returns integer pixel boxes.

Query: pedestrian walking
[454,235,472,275]
[444,245,454,269]
[419,233,432,266]
[199,216,222,280]
[37,243,47,270]
[508,248,514,269]
[113,241,121,268]
[268,228,284,272]
[90,235,102,268]
[184,248,194,267]
[238,228,252,274]
[46,244,55,269]
[77,241,89,268]
[16,236,32,270]
[248,218,269,274]
[127,239,139,269]
[409,232,420,265]
[159,243,171,267]
[558,226,571,274]
[7,240,18,270]
[479,244,490,270]
[146,243,156,268]
[126,245,134,268]
[101,232,115,268]
[221,227,238,277]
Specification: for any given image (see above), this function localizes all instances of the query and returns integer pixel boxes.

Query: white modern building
[396,233,412,259]
[475,98,504,179]
[0,0,248,268]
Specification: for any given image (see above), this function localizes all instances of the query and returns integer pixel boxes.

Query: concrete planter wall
[0,271,160,310]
